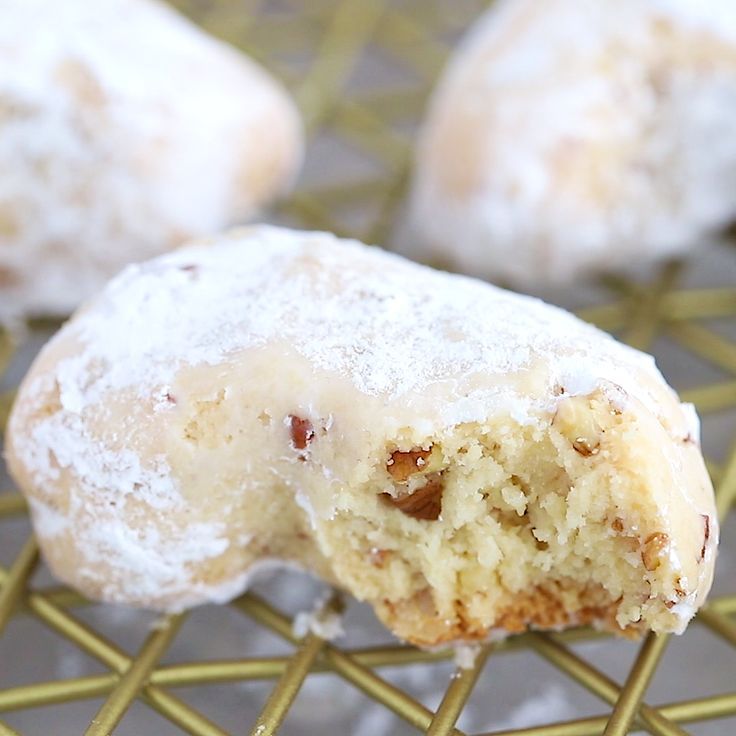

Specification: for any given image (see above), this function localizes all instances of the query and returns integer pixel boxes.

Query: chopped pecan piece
[387,448,432,482]
[288,415,314,451]
[642,532,669,571]
[553,396,602,457]
[572,437,600,457]
[381,474,443,521]
[369,548,391,567]
[666,576,688,608]
[700,515,711,562]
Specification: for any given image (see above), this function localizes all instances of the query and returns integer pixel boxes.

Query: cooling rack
[1,1,736,734]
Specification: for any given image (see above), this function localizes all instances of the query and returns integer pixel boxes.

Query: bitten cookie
[0,0,302,319]
[407,0,736,287]
[7,226,717,646]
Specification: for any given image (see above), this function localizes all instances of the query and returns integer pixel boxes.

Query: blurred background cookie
[0,0,302,319]
[407,0,736,287]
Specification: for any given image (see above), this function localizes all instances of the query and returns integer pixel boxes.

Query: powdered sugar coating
[407,0,736,286]
[42,225,680,425]
[0,0,302,319]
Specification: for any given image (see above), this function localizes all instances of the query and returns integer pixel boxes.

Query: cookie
[6,226,717,645]
[0,0,302,318]
[407,0,736,286]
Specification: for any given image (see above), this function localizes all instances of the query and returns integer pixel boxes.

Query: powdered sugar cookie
[0,0,302,319]
[408,0,736,286]
[7,226,717,645]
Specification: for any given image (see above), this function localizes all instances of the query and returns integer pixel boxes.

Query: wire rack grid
[1,1,736,734]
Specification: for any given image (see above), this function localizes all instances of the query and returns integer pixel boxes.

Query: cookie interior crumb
[305,390,694,645]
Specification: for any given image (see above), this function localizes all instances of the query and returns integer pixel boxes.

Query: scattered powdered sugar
[293,593,345,641]
[44,225,670,422]
[453,643,481,670]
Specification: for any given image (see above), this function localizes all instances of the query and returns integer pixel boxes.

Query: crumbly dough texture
[0,0,302,319]
[407,0,736,286]
[7,226,717,646]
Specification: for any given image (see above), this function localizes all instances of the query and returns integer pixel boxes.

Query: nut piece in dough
[6,225,718,646]
[407,0,736,286]
[0,0,302,319]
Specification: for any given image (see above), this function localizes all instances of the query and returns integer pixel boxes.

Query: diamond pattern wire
[1,1,736,734]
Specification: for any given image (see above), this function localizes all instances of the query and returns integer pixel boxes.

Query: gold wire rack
[1,1,736,734]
